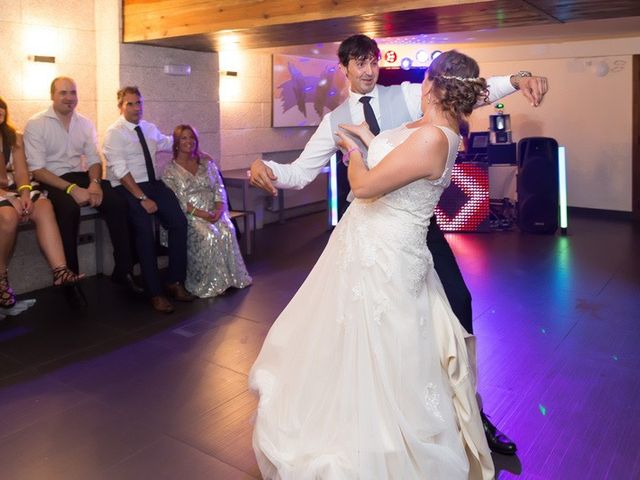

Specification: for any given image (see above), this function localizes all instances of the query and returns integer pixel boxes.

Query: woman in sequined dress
[161,125,251,298]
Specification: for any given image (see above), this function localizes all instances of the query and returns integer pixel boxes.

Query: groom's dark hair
[338,35,380,67]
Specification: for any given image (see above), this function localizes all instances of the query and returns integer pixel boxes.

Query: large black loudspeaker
[517,137,559,234]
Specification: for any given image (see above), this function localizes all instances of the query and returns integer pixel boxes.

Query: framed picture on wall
[272,54,349,127]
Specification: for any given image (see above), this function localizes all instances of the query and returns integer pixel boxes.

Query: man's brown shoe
[166,282,196,302]
[151,295,175,313]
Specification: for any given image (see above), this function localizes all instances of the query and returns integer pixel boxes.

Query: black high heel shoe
[53,266,87,309]
[52,266,85,287]
[0,270,17,308]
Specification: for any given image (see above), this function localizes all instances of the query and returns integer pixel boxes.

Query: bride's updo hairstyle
[426,50,489,125]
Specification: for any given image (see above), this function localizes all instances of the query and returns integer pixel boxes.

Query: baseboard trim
[568,206,633,221]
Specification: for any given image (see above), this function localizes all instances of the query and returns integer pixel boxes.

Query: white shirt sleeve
[23,119,47,171]
[150,124,173,152]
[264,112,338,190]
[401,77,517,115]
[402,82,423,121]
[84,121,101,168]
[103,127,130,181]
[484,76,516,105]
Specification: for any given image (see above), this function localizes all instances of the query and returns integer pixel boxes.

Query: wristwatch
[511,71,532,89]
[91,178,101,184]
[138,194,148,201]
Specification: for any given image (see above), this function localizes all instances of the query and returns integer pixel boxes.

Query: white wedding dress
[249,124,494,480]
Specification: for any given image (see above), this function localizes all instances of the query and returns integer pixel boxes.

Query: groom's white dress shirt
[265,76,515,191]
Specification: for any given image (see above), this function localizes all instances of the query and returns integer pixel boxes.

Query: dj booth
[328,106,558,233]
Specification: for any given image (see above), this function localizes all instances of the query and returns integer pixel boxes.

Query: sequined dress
[161,160,251,297]
[249,125,494,479]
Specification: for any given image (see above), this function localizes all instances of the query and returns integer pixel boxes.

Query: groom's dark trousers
[426,216,473,333]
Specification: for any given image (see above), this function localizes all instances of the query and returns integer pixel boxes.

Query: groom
[250,34,548,455]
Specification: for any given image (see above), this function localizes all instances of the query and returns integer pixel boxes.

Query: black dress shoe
[112,273,144,295]
[481,411,517,455]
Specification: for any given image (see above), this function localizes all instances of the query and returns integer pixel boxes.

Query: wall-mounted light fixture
[586,59,609,77]
[219,51,242,101]
[380,47,445,68]
[415,50,429,64]
[164,64,191,76]
[400,57,413,70]
[28,55,55,63]
[22,26,58,99]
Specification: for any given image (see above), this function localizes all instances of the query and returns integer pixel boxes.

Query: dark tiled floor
[1,211,639,479]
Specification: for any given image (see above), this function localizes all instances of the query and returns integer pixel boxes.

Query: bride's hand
[339,121,375,148]
[335,131,358,153]
[339,121,369,138]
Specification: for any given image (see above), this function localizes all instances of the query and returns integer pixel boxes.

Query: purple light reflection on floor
[0,212,638,479]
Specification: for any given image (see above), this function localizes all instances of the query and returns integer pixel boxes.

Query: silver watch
[138,194,148,201]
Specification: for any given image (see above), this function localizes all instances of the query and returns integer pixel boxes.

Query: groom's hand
[515,75,549,107]
[249,159,278,196]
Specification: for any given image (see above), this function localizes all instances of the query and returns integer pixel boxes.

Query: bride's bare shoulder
[407,124,450,151]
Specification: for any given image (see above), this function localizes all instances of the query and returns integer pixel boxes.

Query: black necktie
[134,125,156,182]
[359,96,380,135]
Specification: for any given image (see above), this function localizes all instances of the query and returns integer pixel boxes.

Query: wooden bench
[17,206,105,275]
[17,207,251,285]
[229,209,256,255]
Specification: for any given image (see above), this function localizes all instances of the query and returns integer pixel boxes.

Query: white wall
[379,37,640,212]
[0,0,98,129]
[221,35,639,213]
[218,50,329,225]
[219,51,316,170]
[479,55,631,212]
[2,0,221,293]
[119,43,220,172]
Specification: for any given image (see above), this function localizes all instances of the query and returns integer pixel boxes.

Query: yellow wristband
[18,184,33,192]
[66,183,77,195]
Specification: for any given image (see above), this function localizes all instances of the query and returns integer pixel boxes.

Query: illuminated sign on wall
[384,51,397,63]
[435,163,490,232]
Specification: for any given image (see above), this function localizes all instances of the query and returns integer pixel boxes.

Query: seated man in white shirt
[103,86,194,314]
[24,77,141,300]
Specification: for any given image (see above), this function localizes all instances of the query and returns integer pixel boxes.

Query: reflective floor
[0,211,638,479]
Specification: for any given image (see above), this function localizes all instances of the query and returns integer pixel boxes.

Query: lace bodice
[361,123,461,225]
[338,124,461,296]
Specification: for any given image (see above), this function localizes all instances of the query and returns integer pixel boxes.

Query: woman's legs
[0,205,20,306]
[29,198,66,269]
[29,198,83,286]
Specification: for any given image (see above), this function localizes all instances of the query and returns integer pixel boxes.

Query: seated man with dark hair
[103,86,194,314]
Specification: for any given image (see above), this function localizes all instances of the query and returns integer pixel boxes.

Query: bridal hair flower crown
[438,75,480,83]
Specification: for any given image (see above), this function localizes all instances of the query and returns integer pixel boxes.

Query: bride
[249,50,494,480]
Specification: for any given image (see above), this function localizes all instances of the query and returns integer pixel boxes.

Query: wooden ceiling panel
[527,1,640,22]
[123,0,640,52]
[124,0,483,40]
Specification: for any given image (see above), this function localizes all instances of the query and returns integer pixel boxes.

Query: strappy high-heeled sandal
[0,270,16,308]
[52,266,85,287]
